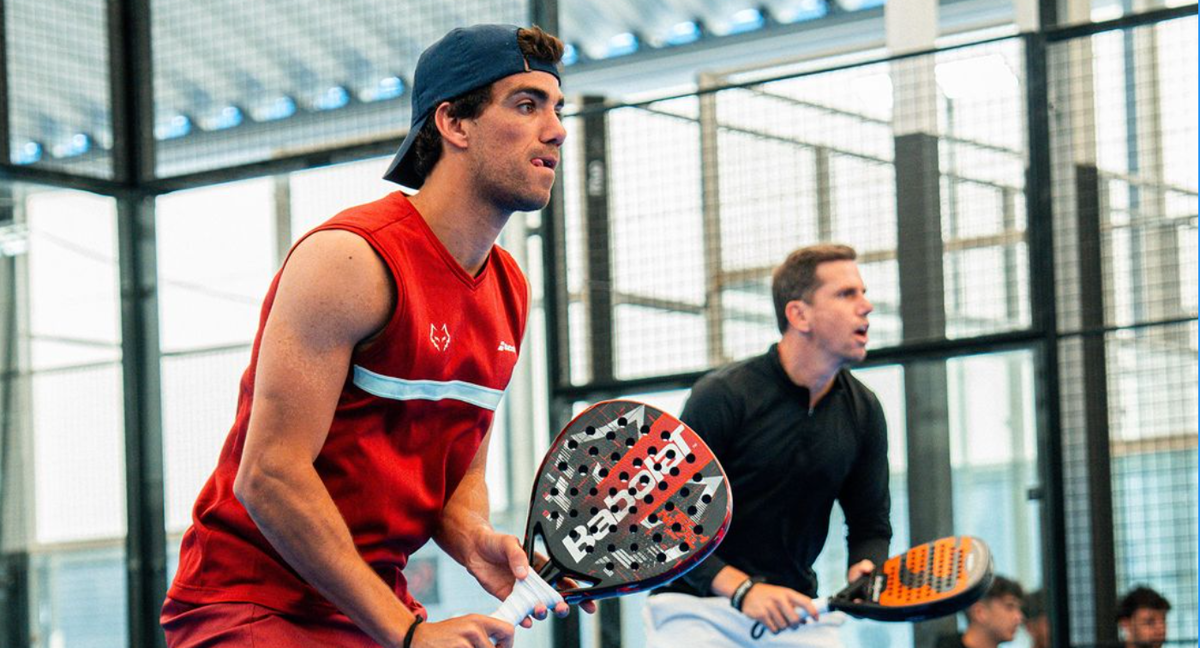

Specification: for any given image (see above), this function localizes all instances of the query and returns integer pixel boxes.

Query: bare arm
[233,230,512,648]
[434,428,508,570]
[712,566,820,633]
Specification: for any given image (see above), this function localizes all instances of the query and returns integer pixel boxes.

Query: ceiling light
[311,86,350,111]
[729,8,766,33]
[664,21,702,46]
[51,133,92,158]
[13,141,42,165]
[154,114,191,140]
[249,96,297,122]
[605,32,639,58]
[563,43,580,66]
[197,105,244,131]
[357,76,405,103]
[780,0,829,23]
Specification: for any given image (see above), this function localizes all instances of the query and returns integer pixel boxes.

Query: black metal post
[1024,31,1070,648]
[894,128,956,648]
[0,0,10,167]
[1074,161,1118,645]
[581,96,614,384]
[116,194,168,648]
[109,0,167,644]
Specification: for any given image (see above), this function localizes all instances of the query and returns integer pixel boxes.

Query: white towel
[644,593,848,648]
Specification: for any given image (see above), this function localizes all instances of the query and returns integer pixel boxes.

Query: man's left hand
[847,559,876,583]
[465,530,596,627]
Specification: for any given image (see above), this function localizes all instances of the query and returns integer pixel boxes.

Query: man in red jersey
[163,24,591,648]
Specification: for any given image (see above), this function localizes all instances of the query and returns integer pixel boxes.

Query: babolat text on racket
[490,400,733,625]
[751,535,994,639]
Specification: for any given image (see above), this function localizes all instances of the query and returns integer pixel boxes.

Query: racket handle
[750,597,832,640]
[796,597,831,621]
[489,571,566,626]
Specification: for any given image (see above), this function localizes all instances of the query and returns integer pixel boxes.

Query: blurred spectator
[1117,586,1170,648]
[934,576,1025,648]
[1022,589,1050,648]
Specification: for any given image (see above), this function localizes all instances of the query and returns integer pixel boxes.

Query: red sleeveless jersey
[168,192,529,617]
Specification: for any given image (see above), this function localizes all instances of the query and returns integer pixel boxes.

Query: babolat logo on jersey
[562,423,693,562]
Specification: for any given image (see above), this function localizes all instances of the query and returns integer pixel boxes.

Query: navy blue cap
[383,24,562,189]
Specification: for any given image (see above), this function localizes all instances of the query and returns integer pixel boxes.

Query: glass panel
[20,186,126,644]
[31,548,127,648]
[156,179,277,354]
[947,351,1041,589]
[1109,322,1198,642]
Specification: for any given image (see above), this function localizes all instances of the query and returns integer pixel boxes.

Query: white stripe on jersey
[352,365,505,411]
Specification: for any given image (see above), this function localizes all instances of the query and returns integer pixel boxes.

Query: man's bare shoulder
[272,229,394,345]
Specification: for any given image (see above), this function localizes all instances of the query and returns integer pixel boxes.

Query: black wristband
[730,576,765,611]
[402,616,424,648]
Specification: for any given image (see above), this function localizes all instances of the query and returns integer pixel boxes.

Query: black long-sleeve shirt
[656,344,892,598]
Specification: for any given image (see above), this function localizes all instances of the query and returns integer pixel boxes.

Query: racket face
[835,536,994,621]
[523,400,732,603]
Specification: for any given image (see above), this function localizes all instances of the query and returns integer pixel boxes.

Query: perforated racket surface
[494,400,732,623]
[751,536,994,638]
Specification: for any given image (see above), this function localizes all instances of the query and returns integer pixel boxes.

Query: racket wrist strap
[731,575,765,611]
[402,616,423,648]
[490,570,566,626]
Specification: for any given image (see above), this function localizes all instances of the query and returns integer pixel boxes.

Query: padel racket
[751,536,994,639]
[491,400,733,625]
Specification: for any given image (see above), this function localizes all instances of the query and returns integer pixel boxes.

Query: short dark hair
[410,25,564,181]
[771,244,857,333]
[983,575,1025,602]
[965,575,1024,624]
[1117,586,1171,620]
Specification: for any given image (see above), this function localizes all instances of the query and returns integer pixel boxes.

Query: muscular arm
[435,429,494,564]
[433,427,534,602]
[232,230,414,648]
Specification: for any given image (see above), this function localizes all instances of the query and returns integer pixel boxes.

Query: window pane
[156,179,276,353]
[20,186,126,646]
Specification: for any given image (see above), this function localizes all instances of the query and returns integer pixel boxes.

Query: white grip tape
[490,571,565,626]
[796,597,831,621]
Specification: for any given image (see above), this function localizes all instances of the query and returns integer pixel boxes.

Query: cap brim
[382,111,431,189]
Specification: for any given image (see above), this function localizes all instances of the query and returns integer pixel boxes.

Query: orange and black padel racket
[490,400,733,625]
[751,536,994,638]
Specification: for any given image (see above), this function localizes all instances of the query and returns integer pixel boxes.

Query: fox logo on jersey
[430,324,451,351]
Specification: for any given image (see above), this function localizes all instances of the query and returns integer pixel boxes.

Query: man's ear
[966,601,985,625]
[785,299,811,333]
[434,102,470,151]
[1117,619,1129,640]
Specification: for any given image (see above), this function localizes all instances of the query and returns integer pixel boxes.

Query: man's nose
[543,112,567,146]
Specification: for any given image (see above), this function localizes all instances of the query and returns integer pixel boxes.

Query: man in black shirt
[646,244,892,647]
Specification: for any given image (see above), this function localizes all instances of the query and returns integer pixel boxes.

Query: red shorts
[161,598,382,648]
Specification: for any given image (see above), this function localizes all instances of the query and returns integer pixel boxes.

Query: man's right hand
[740,583,820,634]
[408,615,515,648]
